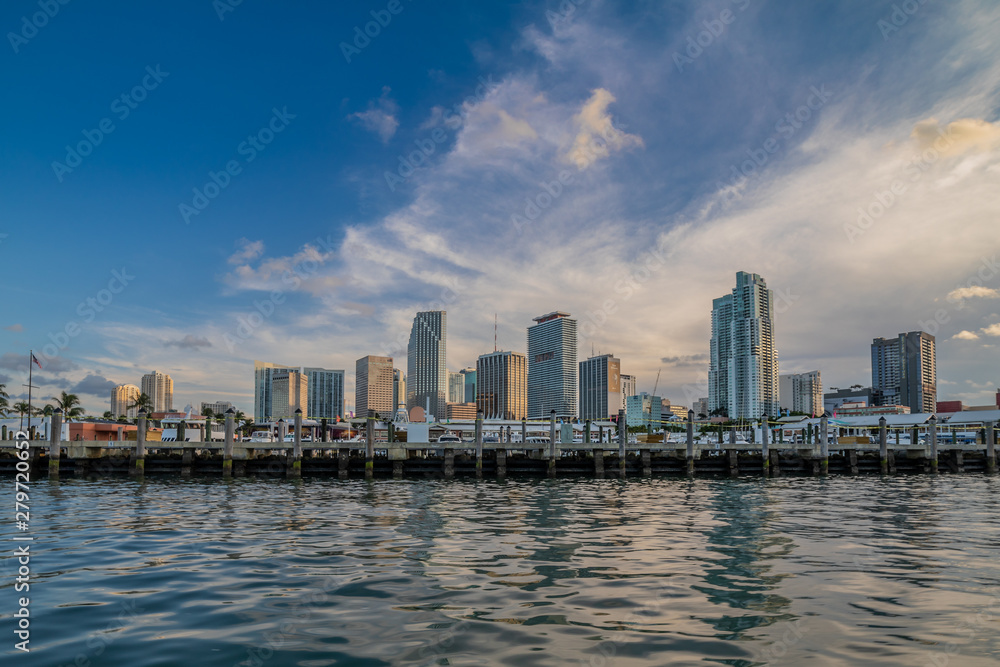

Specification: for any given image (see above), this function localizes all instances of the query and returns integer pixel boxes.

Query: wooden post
[475,411,484,478]
[496,448,506,478]
[879,416,888,475]
[223,408,235,477]
[598,424,603,446]
[521,418,527,448]
[929,415,938,474]
[641,449,651,477]
[288,408,302,478]
[686,410,695,477]
[548,410,557,478]
[48,408,62,478]
[987,421,996,474]
[594,448,604,478]
[443,449,454,479]
[132,409,147,476]
[728,449,738,476]
[761,416,770,477]
[177,419,186,444]
[849,449,858,475]
[584,419,591,444]
[365,415,374,480]
[820,415,829,475]
[617,409,626,478]
[338,447,349,479]
[321,418,328,443]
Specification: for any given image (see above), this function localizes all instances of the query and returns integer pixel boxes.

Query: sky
[1,0,998,417]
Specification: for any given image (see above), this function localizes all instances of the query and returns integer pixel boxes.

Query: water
[2,476,999,666]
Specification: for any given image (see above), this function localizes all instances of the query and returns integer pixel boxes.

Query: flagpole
[27,349,33,436]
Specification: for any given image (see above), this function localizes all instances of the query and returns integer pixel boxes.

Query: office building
[708,272,779,419]
[871,331,936,413]
[476,350,527,420]
[620,374,637,411]
[579,353,621,420]
[460,367,477,403]
[779,371,823,416]
[446,403,478,420]
[527,311,577,419]
[626,393,662,430]
[110,384,140,419]
[407,311,447,420]
[141,371,173,413]
[692,397,709,418]
[824,386,875,415]
[254,361,296,422]
[356,356,394,419]
[304,367,345,421]
[448,371,465,404]
[271,370,307,419]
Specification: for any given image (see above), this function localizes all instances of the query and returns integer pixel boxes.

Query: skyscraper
[527,312,577,419]
[620,374,637,411]
[304,367,345,421]
[460,367,477,403]
[779,371,823,416]
[110,384,140,419]
[708,272,779,419]
[476,351,527,419]
[356,355,394,419]
[579,353,621,420]
[272,370,308,419]
[393,369,406,414]
[407,311,447,420]
[141,371,173,413]
[255,360,295,422]
[448,371,464,403]
[871,331,936,413]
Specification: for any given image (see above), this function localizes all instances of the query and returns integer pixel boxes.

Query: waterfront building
[110,384,140,419]
[446,402,478,420]
[255,361,297,422]
[407,311,448,421]
[824,386,875,416]
[356,356,394,419]
[620,374,637,411]
[304,367,345,421]
[141,371,174,413]
[579,354,621,420]
[871,332,936,413]
[200,400,234,416]
[692,397,709,418]
[476,350,527,420]
[708,271,779,419]
[448,371,465,404]
[779,371,823,416]
[271,370,307,419]
[527,312,577,419]
[834,402,911,417]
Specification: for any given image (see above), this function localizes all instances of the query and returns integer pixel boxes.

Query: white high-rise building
[527,312,577,419]
[272,370,308,419]
[708,272,779,419]
[255,361,296,422]
[140,371,173,413]
[779,371,823,416]
[620,374,637,412]
[110,384,140,419]
[448,371,464,403]
[579,354,621,420]
[407,311,447,421]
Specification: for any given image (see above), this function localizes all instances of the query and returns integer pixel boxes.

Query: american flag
[30,352,42,370]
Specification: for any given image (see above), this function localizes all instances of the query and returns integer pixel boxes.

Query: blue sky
[1,0,999,416]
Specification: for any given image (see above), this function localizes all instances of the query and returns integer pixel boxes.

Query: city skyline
[2,1,998,417]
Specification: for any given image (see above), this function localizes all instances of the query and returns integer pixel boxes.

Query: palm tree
[202,407,215,421]
[12,401,38,424]
[0,382,9,417]
[103,411,114,420]
[128,392,154,419]
[41,404,54,417]
[50,392,85,419]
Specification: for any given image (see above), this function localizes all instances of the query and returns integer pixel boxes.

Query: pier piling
[618,409,626,478]
[475,411,484,478]
[929,415,938,474]
[289,409,302,479]
[223,408,234,478]
[761,417,770,477]
[686,410,695,477]
[48,409,62,478]
[365,415,374,480]
[820,415,829,475]
[988,421,996,474]
[132,409,146,476]
[879,417,888,475]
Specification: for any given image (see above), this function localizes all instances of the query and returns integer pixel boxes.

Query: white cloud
[562,88,643,169]
[982,323,1000,337]
[952,330,980,340]
[947,285,1000,302]
[228,238,265,265]
[349,86,400,143]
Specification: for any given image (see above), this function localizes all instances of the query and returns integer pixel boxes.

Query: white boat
[436,432,462,444]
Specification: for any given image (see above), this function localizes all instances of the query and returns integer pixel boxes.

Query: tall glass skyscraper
[527,312,577,419]
[476,351,527,419]
[303,367,345,420]
[871,332,936,412]
[709,272,779,419]
[579,353,621,420]
[407,311,447,420]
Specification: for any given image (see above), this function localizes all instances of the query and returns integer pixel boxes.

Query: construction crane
[652,368,661,396]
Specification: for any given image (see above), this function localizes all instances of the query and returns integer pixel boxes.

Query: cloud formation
[228,238,265,265]
[563,88,643,169]
[349,86,400,143]
[163,335,213,350]
[4,324,23,332]
[911,117,1000,157]
[947,285,999,302]
[952,330,980,340]
[70,374,117,397]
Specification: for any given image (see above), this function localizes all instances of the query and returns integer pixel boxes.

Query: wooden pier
[2,410,995,479]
